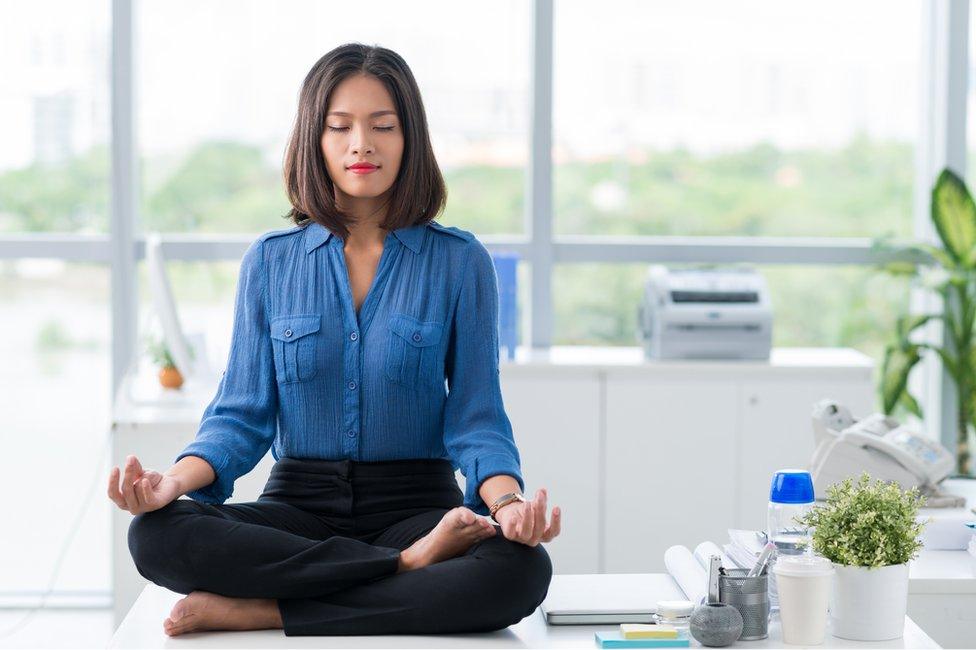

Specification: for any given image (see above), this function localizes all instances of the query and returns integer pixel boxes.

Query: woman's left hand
[494,488,561,546]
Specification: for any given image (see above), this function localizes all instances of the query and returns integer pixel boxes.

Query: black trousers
[127,457,553,636]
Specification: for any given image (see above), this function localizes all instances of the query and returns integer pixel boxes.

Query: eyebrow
[327,110,397,118]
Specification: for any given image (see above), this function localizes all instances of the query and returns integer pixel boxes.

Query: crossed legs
[127,498,551,636]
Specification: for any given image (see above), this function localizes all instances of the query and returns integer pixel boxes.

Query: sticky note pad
[595,631,690,648]
[620,624,678,639]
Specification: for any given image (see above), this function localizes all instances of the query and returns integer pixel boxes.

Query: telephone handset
[810,400,962,507]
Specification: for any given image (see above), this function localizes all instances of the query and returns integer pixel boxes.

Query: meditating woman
[107,42,560,637]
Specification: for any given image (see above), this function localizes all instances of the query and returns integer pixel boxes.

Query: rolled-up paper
[693,541,734,570]
[664,545,706,604]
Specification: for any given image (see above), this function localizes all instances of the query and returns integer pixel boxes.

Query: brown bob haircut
[283,43,447,239]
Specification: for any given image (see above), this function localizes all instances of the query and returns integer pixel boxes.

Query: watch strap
[489,491,525,523]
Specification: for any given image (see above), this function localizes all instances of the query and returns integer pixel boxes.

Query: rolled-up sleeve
[442,239,524,515]
[174,238,278,503]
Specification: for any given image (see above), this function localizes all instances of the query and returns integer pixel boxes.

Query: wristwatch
[489,492,525,523]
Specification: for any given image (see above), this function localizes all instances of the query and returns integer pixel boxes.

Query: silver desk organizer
[719,568,769,640]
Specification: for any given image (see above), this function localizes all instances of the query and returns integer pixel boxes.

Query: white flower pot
[830,563,909,641]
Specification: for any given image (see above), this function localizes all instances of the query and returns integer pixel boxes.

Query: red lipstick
[348,162,378,175]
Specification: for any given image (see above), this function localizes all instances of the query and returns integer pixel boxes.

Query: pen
[747,542,776,578]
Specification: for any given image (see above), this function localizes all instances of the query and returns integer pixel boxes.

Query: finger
[533,490,547,543]
[542,506,562,542]
[107,467,126,509]
[144,469,163,487]
[130,455,145,477]
[121,457,139,512]
[520,501,535,541]
[140,478,154,508]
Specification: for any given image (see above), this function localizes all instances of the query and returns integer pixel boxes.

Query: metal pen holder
[719,568,769,641]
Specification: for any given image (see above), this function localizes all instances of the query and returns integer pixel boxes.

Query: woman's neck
[337,192,389,250]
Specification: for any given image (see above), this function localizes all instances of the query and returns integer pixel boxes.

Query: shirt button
[284,329,292,338]
[412,332,422,342]
[350,331,358,341]
[346,429,355,438]
[347,380,357,390]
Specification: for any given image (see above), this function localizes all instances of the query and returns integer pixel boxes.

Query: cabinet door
[736,379,874,531]
[495,373,602,574]
[605,377,738,573]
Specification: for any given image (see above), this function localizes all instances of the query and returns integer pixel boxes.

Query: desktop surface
[111,581,940,649]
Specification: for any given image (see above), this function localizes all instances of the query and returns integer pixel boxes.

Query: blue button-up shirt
[175,220,524,515]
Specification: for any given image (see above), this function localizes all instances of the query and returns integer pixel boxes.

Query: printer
[637,265,773,360]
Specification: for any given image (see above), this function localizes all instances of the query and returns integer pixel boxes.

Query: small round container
[652,599,695,632]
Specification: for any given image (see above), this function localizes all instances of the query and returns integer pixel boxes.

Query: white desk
[907,478,976,648]
[110,580,939,649]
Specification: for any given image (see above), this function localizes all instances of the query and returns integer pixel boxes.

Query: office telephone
[809,399,964,507]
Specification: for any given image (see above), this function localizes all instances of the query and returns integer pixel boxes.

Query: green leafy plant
[797,473,926,568]
[879,168,976,476]
[144,334,194,370]
[146,338,176,370]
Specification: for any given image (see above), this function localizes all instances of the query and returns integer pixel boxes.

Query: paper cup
[773,555,834,645]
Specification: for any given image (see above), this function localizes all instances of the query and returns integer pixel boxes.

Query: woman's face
[321,74,404,206]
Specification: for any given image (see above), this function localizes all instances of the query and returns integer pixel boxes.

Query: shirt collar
[304,221,426,255]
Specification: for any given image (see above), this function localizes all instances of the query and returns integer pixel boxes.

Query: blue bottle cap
[769,470,814,504]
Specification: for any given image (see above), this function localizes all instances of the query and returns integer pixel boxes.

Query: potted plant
[797,473,926,641]
[879,168,976,476]
[147,337,185,389]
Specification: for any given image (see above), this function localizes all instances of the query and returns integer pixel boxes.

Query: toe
[457,508,474,526]
[169,599,186,622]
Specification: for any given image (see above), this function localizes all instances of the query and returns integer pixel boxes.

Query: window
[553,0,921,238]
[0,0,112,604]
[0,0,110,233]
[136,0,530,236]
[553,263,909,362]
[0,261,111,599]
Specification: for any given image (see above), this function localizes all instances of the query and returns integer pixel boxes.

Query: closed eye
[326,126,396,132]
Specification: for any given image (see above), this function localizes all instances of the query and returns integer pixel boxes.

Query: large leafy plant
[880,168,976,476]
[797,473,926,568]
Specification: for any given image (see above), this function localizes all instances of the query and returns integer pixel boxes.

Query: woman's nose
[351,126,374,155]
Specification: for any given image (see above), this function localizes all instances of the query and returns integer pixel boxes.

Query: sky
[0,0,942,172]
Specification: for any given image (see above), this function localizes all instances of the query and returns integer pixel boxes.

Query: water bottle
[767,470,815,556]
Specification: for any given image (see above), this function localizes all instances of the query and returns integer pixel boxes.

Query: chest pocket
[385,312,445,390]
[270,314,320,383]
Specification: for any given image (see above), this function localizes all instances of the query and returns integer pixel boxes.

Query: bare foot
[398,507,496,572]
[163,590,282,636]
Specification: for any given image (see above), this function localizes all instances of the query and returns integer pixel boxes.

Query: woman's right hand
[108,455,182,514]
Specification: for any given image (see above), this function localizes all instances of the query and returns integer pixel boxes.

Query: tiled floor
[0,608,114,649]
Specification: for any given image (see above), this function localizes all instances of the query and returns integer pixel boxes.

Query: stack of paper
[723,529,768,570]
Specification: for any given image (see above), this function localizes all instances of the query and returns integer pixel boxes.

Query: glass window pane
[553,263,908,373]
[0,1,111,233]
[554,0,920,237]
[0,261,110,596]
[136,0,529,235]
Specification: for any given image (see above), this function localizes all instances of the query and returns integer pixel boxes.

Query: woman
[107,43,560,637]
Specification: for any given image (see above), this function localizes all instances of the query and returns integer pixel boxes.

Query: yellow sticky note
[620,624,678,639]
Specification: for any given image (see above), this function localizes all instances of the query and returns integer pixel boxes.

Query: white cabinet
[500,372,602,574]
[604,378,738,573]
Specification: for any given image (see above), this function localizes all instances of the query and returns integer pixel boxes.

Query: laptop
[541,573,688,625]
